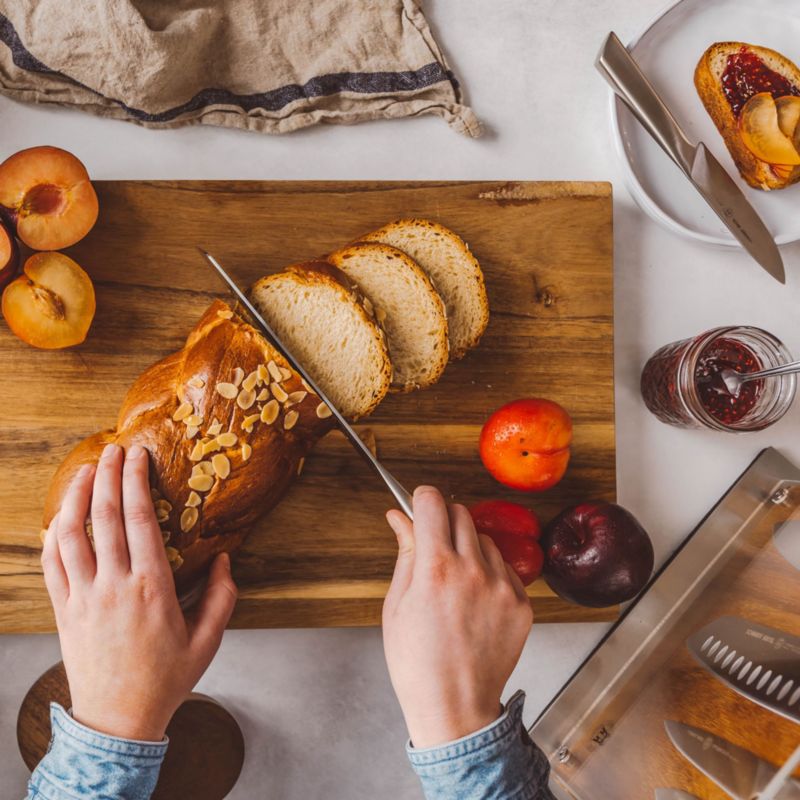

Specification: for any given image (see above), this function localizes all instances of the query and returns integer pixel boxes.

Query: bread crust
[43,299,335,596]
[249,260,393,418]
[695,42,800,190]
[357,218,490,360]
[327,243,449,393]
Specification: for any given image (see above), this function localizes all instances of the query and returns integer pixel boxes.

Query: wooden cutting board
[0,181,615,632]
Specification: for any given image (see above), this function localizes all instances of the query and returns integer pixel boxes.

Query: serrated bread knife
[687,616,800,724]
[596,32,785,284]
[664,721,800,800]
[198,248,414,519]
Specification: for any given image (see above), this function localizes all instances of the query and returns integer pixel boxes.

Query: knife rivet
[770,487,790,505]
[556,746,571,763]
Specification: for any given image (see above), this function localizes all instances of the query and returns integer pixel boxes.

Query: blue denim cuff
[407,691,555,800]
[26,703,168,800]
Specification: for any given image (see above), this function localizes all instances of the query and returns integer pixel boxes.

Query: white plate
[612,0,800,247]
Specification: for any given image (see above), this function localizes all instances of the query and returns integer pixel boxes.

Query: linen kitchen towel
[0,0,481,137]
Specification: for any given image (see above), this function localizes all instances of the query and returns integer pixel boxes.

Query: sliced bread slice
[358,219,489,359]
[695,43,800,190]
[249,261,392,420]
[327,242,449,392]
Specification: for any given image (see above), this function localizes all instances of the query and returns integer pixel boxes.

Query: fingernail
[221,552,231,571]
[101,443,119,459]
[127,444,145,460]
[414,485,436,497]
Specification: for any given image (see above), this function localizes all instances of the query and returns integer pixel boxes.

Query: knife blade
[198,248,414,519]
[664,721,800,800]
[654,790,701,800]
[596,31,785,284]
[687,616,800,724]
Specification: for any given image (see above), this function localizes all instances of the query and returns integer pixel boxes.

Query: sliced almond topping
[232,367,245,387]
[242,413,260,432]
[271,382,288,402]
[242,371,259,393]
[284,409,299,430]
[287,390,308,405]
[216,382,238,400]
[301,378,316,395]
[261,399,279,424]
[216,431,238,448]
[279,367,292,382]
[189,441,205,461]
[184,414,203,428]
[161,529,171,544]
[165,546,184,571]
[363,296,374,316]
[316,402,332,419]
[256,388,269,401]
[185,425,200,440]
[212,453,231,479]
[237,387,256,410]
[202,438,221,456]
[154,500,172,522]
[172,401,193,422]
[375,307,387,324]
[150,486,161,501]
[188,474,214,492]
[217,308,234,320]
[242,442,252,461]
[188,376,205,389]
[257,364,270,383]
[186,491,202,508]
[180,506,199,533]
[195,461,214,476]
[207,421,223,437]
[267,360,282,382]
[297,457,305,476]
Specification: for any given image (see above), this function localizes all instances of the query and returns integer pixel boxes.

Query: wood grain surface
[17,662,245,798]
[550,494,800,799]
[0,180,616,632]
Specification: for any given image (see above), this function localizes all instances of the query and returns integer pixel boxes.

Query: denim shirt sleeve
[407,691,556,800]
[24,703,167,800]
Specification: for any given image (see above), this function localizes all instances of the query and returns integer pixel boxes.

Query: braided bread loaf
[43,299,336,594]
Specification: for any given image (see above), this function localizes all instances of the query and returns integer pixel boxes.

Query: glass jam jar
[641,326,796,432]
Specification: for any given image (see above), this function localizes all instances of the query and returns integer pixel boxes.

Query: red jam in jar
[721,47,800,117]
[641,327,795,432]
[694,338,763,424]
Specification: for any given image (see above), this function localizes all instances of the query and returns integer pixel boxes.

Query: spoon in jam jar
[719,359,800,398]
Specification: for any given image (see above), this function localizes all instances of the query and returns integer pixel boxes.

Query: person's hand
[382,486,534,749]
[41,443,238,741]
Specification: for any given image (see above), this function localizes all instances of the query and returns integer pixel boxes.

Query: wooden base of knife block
[554,497,800,800]
[17,662,245,800]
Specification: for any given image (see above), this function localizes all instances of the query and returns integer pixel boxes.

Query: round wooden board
[17,662,244,800]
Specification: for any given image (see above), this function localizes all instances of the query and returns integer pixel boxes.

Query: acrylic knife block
[532,447,800,800]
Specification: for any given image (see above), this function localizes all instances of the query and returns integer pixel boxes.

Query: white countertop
[3,1,800,797]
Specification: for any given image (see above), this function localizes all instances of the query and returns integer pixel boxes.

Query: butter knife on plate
[596,31,785,284]
[664,721,800,799]
[198,248,414,519]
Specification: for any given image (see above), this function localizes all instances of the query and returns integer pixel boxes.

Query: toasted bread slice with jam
[357,219,489,360]
[327,242,449,393]
[249,261,392,420]
[695,42,800,190]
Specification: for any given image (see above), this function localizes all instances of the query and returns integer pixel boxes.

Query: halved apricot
[0,146,99,250]
[740,93,800,166]
[0,220,19,291]
[1,252,95,349]
[776,96,800,138]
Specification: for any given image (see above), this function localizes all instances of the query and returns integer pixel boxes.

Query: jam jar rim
[676,325,796,432]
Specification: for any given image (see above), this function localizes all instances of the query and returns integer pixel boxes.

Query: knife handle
[596,32,695,172]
